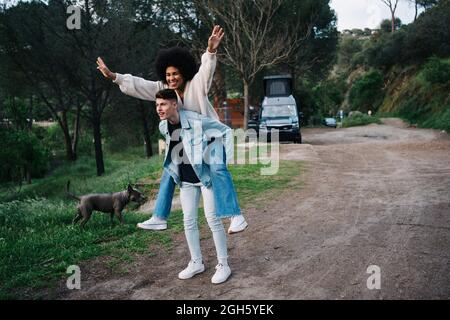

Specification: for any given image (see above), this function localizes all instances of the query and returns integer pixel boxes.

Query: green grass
[0,146,303,299]
[342,114,382,128]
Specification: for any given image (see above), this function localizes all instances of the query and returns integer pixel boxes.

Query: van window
[262,105,297,118]
[266,79,291,96]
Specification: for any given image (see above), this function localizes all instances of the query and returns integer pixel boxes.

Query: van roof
[263,75,293,80]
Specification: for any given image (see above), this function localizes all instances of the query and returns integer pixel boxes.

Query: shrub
[0,127,49,183]
[342,114,381,127]
[349,70,385,112]
[422,57,450,87]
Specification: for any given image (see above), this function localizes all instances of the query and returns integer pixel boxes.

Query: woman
[96,26,248,234]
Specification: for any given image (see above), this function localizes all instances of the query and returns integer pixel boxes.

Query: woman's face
[165,66,185,90]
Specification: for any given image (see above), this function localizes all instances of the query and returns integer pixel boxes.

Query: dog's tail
[66,180,81,201]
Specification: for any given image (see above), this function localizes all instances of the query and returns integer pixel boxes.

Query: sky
[330,0,422,31]
[1,0,420,31]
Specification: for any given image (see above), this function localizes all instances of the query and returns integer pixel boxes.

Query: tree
[380,17,402,33]
[194,0,315,129]
[0,1,83,162]
[408,0,439,20]
[1,0,165,175]
[381,0,400,32]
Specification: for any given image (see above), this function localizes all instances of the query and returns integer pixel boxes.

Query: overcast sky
[1,0,420,31]
[330,0,422,31]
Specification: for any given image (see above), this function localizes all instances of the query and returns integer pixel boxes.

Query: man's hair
[155,89,178,101]
[155,46,198,84]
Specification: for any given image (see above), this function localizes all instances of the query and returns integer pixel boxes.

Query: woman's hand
[96,57,116,81]
[207,25,225,53]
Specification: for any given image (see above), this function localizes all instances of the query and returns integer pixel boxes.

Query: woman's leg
[180,182,202,262]
[207,140,241,217]
[153,169,176,220]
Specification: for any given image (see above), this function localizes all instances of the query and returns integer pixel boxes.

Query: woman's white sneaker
[137,216,167,230]
[228,215,248,234]
[211,264,231,284]
[178,260,205,280]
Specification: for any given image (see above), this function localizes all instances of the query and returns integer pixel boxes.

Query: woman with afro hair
[96,25,248,234]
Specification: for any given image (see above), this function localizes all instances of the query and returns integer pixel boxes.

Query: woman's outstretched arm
[96,57,163,102]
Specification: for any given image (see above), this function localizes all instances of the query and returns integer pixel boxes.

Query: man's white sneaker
[178,260,205,280]
[211,264,231,284]
[137,216,167,230]
[228,215,248,234]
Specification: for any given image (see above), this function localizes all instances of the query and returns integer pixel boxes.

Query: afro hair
[154,47,199,84]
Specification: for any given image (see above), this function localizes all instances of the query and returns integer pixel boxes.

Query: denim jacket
[159,110,233,188]
[154,110,241,218]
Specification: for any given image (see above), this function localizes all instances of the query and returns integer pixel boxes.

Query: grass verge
[0,146,303,299]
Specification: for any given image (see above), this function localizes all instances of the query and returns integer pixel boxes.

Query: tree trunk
[139,100,153,158]
[391,12,395,32]
[71,102,82,161]
[61,110,76,161]
[414,1,418,21]
[243,80,249,130]
[91,105,105,176]
[25,166,31,184]
[27,95,33,131]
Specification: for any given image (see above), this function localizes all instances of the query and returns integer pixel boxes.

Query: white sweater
[113,50,219,120]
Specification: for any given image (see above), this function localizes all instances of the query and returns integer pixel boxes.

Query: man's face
[156,98,178,120]
[165,66,185,90]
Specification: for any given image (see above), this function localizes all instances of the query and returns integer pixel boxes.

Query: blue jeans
[153,143,241,219]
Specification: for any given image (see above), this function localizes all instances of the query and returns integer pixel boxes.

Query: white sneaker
[228,215,248,234]
[137,216,167,230]
[211,263,231,284]
[178,260,205,280]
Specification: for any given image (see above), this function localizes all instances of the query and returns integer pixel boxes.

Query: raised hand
[207,25,225,53]
[96,57,116,80]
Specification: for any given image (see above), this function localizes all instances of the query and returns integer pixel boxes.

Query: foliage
[366,1,450,69]
[349,70,385,112]
[342,114,382,127]
[0,126,49,183]
[312,78,346,117]
[421,56,450,87]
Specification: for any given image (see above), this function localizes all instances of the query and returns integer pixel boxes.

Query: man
[156,88,233,284]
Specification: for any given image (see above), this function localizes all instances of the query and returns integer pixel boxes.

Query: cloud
[330,0,421,31]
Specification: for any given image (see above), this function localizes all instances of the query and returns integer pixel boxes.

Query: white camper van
[258,75,302,143]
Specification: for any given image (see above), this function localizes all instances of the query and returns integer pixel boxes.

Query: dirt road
[62,119,450,299]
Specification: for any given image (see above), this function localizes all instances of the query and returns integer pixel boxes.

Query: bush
[342,114,381,127]
[41,123,94,160]
[312,78,346,117]
[422,57,450,87]
[396,96,427,124]
[0,127,49,183]
[422,106,450,132]
[349,70,385,112]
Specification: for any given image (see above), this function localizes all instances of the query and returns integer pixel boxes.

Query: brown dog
[67,181,144,228]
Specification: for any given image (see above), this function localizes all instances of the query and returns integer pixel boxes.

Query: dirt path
[61,119,450,299]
